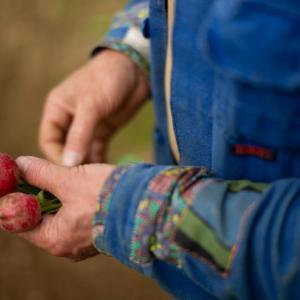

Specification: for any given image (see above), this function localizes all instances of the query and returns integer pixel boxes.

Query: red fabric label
[233,144,276,161]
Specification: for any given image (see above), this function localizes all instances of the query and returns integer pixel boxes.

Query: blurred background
[0,0,168,299]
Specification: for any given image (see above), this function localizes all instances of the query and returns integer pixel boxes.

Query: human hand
[40,49,150,166]
[16,156,115,261]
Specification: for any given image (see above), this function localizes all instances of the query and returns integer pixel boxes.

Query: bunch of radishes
[0,153,61,233]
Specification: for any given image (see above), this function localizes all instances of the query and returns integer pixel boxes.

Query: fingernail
[62,151,81,167]
[16,156,34,172]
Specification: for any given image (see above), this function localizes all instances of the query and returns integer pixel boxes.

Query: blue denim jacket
[92,1,300,299]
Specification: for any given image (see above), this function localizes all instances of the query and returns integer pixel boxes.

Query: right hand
[39,49,150,166]
[16,156,115,261]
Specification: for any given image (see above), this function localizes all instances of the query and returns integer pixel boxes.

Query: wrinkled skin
[17,51,149,261]
[16,156,114,261]
[0,192,41,233]
[0,154,19,197]
[39,49,150,166]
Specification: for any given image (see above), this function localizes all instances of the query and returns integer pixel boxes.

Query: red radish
[0,192,41,233]
[0,154,19,197]
[0,152,61,233]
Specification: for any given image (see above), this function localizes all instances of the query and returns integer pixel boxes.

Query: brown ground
[0,1,168,299]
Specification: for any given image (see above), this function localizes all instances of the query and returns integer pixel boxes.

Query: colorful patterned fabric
[175,207,232,273]
[93,165,131,254]
[225,180,268,193]
[92,1,149,75]
[175,179,265,275]
[130,167,212,265]
[93,163,265,276]
[110,2,148,29]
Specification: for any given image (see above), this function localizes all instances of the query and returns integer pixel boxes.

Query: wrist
[92,165,131,254]
[92,47,150,100]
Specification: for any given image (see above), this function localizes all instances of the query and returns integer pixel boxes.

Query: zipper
[165,0,180,162]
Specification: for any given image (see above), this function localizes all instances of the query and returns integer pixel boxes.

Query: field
[0,1,168,299]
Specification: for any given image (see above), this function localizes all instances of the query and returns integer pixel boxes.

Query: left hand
[39,50,150,166]
[15,156,115,261]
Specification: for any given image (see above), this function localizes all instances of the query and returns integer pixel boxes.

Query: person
[14,0,300,299]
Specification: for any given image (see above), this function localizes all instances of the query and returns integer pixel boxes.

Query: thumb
[18,214,56,251]
[16,156,66,197]
[63,103,99,167]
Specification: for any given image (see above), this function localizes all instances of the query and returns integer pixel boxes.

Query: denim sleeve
[92,0,150,74]
[93,164,300,299]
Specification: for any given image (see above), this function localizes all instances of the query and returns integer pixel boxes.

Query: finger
[18,214,56,251]
[85,124,112,163]
[63,102,99,167]
[16,156,66,198]
[39,100,72,164]
[86,140,107,163]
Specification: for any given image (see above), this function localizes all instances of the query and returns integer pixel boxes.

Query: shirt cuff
[92,41,149,75]
[130,167,212,266]
[92,165,131,254]
[91,1,150,75]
